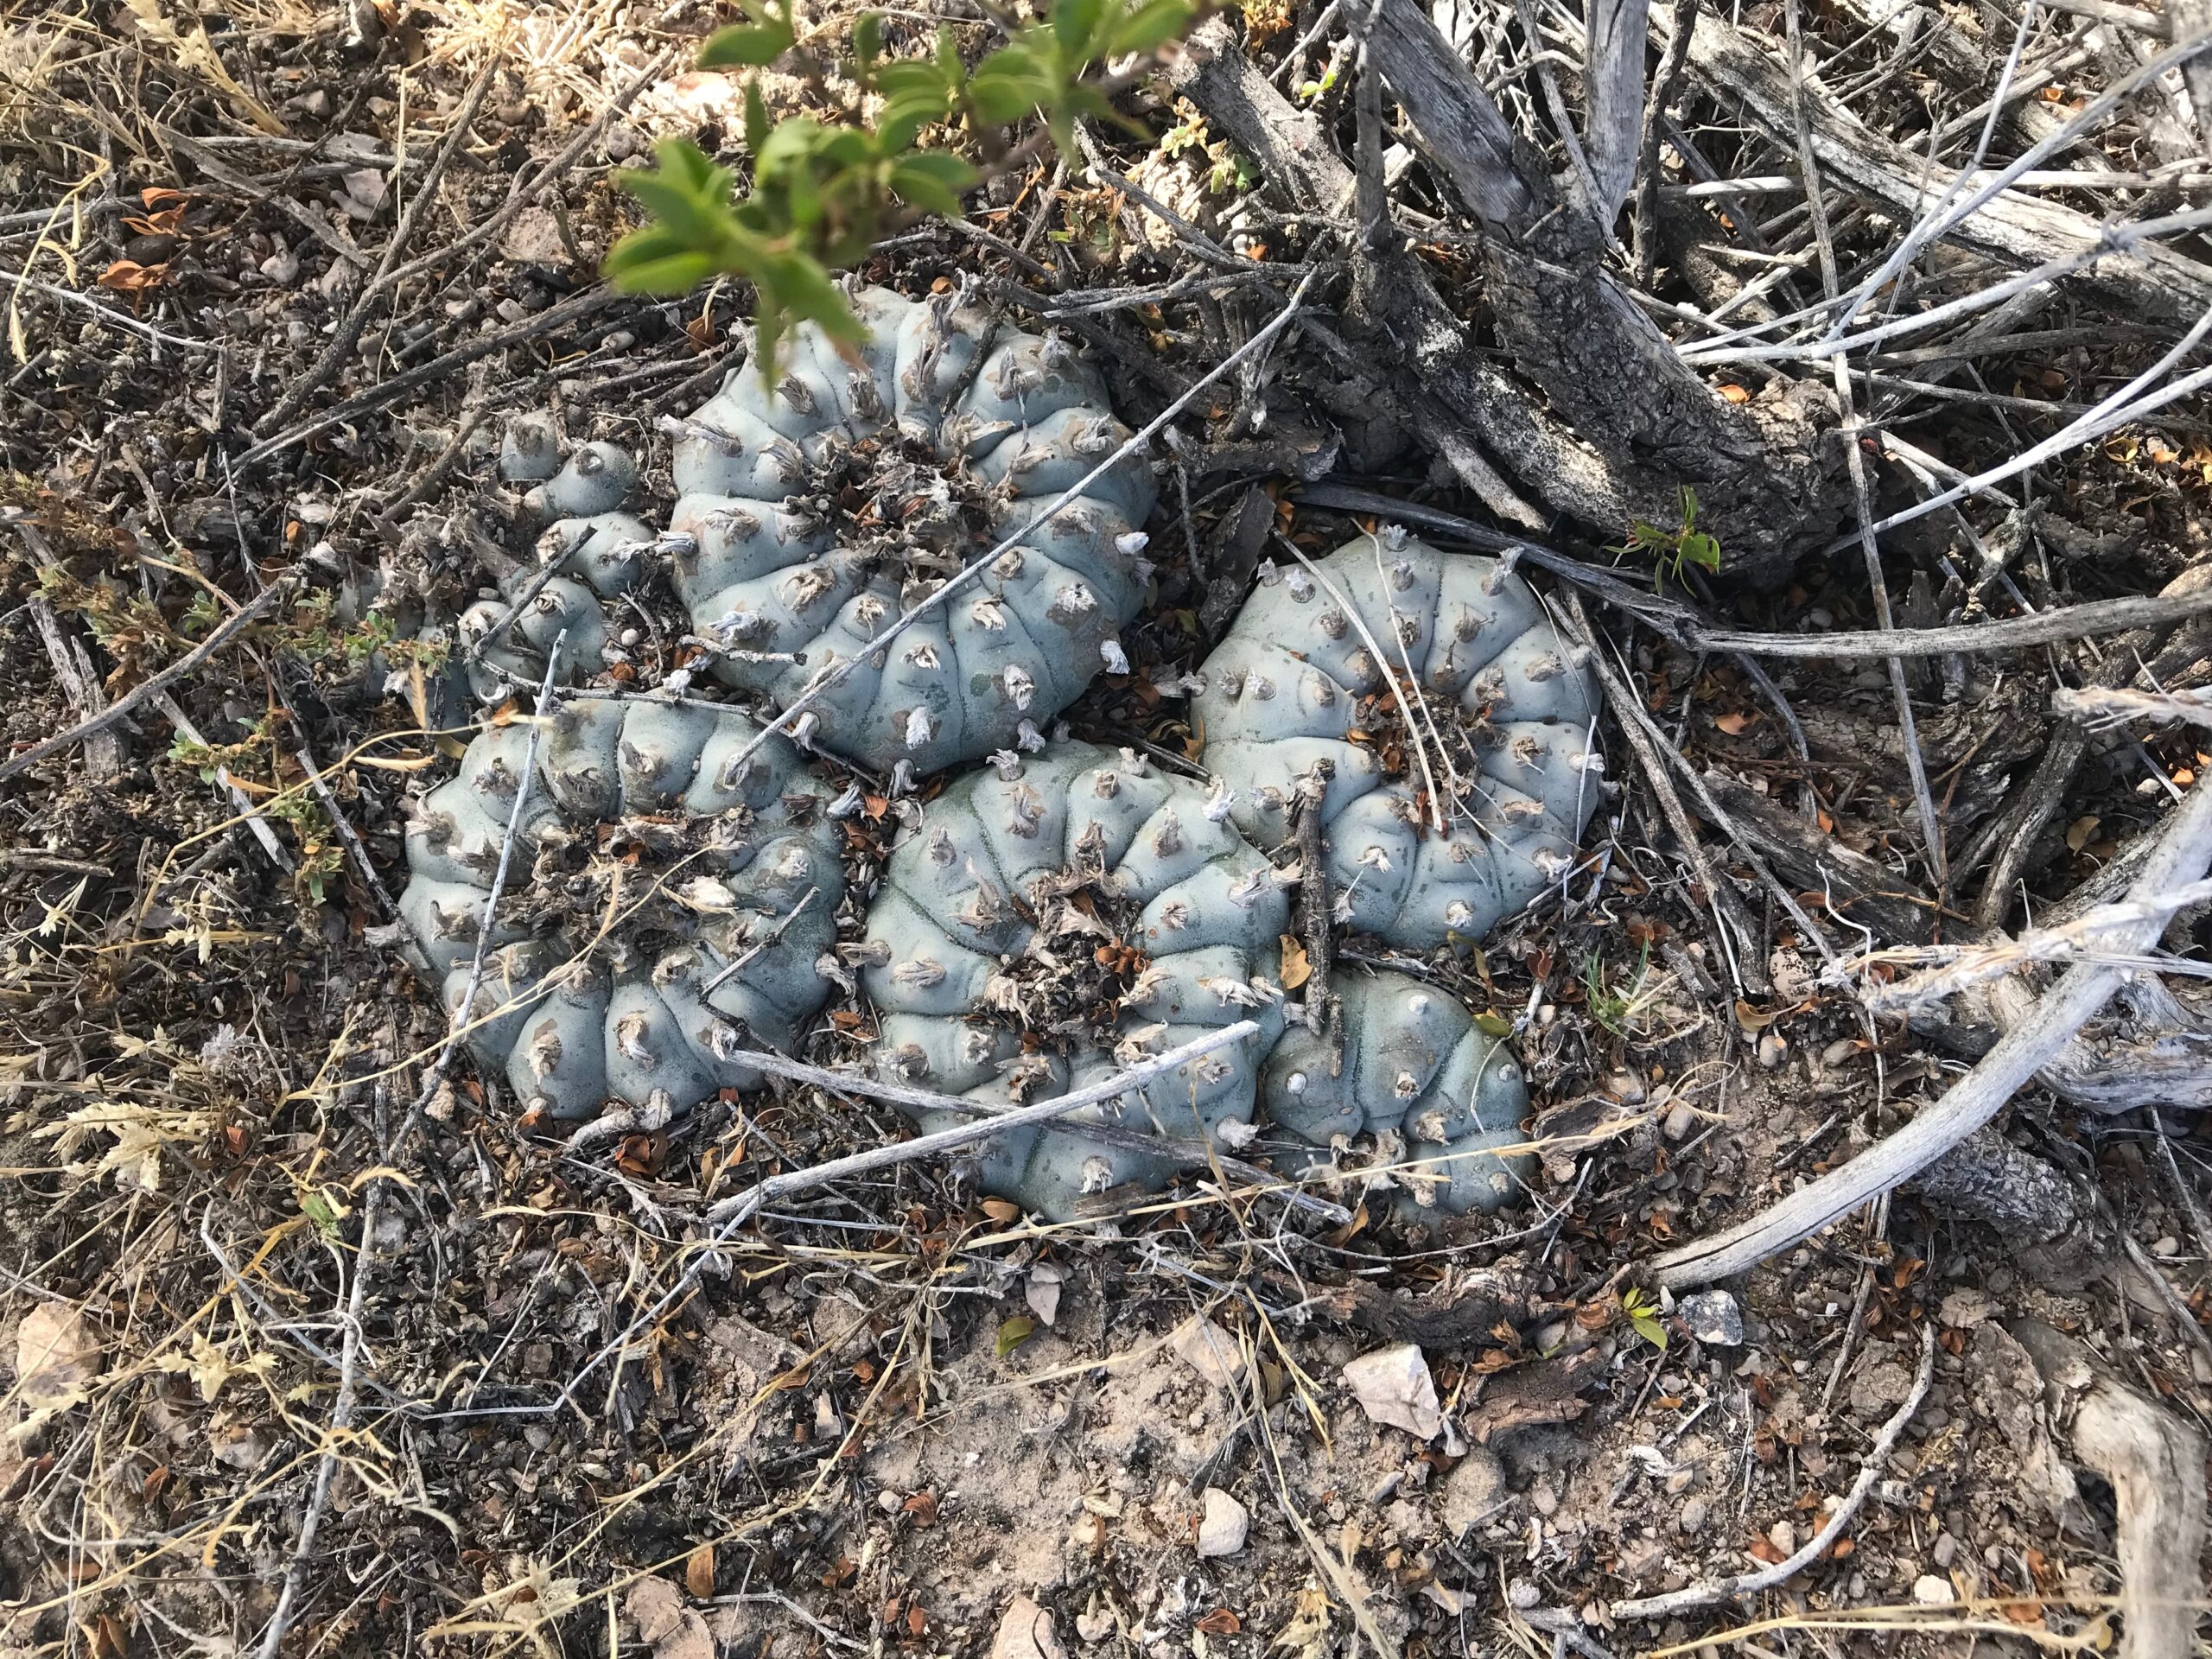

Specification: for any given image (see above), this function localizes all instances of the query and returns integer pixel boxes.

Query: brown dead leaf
[15,1302,102,1408]
[97,259,168,296]
[1714,710,1756,735]
[1733,999,1777,1033]
[683,1545,715,1599]
[1196,1608,1242,1635]
[1747,1534,1788,1565]
[1279,934,1311,990]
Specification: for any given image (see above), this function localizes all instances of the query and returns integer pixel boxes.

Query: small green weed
[1615,485,1722,593]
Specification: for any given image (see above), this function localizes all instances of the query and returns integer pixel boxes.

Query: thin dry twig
[1614,1324,1936,1618]
[1653,766,2212,1288]
[0,580,291,783]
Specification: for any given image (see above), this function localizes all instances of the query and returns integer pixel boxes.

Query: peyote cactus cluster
[386,289,1604,1225]
[858,742,1289,1218]
[1192,530,1602,952]
[398,699,843,1119]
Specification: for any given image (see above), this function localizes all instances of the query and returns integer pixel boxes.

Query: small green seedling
[606,0,1198,384]
[1616,485,1722,593]
[1622,1287,1669,1351]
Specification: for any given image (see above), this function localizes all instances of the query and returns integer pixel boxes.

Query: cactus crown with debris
[664,286,1157,775]
[1263,969,1535,1219]
[1194,529,1603,953]
[395,699,844,1121]
[858,741,1290,1220]
[461,287,1155,779]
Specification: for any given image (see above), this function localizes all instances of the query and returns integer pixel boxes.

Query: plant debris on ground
[1,0,2209,1656]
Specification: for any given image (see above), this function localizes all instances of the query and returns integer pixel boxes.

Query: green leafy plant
[1615,486,1722,593]
[1581,942,1659,1039]
[1621,1287,1669,1351]
[605,0,1198,380]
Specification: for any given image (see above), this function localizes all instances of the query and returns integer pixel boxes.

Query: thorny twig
[680,1039,1351,1223]
[1654,763,2212,1288]
[1849,877,2212,1012]
[2054,683,2212,728]
[1293,766,1343,1066]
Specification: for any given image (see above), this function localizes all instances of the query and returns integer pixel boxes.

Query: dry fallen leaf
[97,258,168,296]
[1025,1261,1064,1326]
[1279,934,1312,990]
[14,1302,102,1408]
[623,1578,713,1659]
[1714,709,1756,735]
[684,1545,715,1599]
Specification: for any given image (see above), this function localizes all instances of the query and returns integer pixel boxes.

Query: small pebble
[1678,1497,1709,1534]
[1767,1520,1795,1556]
[1933,1532,1960,1568]
[1508,1580,1541,1611]
[2152,1236,2180,1258]
[1821,1038,1858,1067]
[1662,1100,1696,1141]
[1680,1289,1744,1347]
[1439,1446,1505,1535]
[1757,1032,1788,1070]
[1197,1487,1248,1558]
[1913,1573,1956,1605]
[991,1595,1065,1659]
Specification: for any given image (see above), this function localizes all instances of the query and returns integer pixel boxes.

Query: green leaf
[698,22,794,67]
[873,60,950,97]
[877,90,949,153]
[1629,1312,1669,1351]
[604,236,722,295]
[744,80,771,156]
[769,252,866,349]
[301,1190,342,1238]
[969,57,1048,124]
[1681,531,1723,572]
[616,139,736,244]
[1052,0,1107,54]
[1473,1009,1514,1039]
[890,150,977,216]
[995,1315,1036,1358]
[852,10,882,69]
[1108,0,1193,54]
